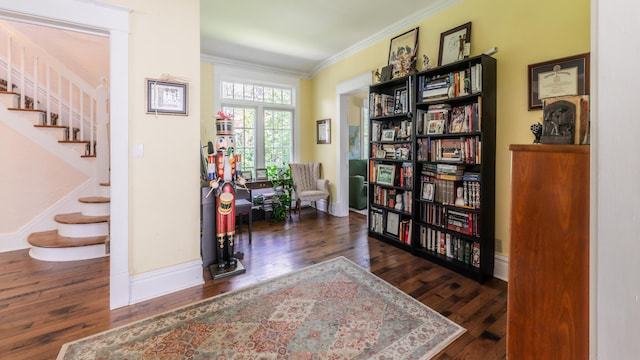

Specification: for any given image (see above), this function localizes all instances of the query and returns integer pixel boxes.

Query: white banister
[6,36,11,91]
[20,46,24,108]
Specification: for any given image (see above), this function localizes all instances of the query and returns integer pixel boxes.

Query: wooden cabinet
[507,144,589,359]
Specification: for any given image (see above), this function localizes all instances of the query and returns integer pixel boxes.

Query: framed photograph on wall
[317,118,331,144]
[528,53,590,110]
[438,22,472,66]
[388,27,419,79]
[146,79,188,115]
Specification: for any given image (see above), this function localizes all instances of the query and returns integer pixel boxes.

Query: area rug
[58,257,465,359]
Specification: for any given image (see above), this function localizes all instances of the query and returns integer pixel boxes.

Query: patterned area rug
[58,257,465,359]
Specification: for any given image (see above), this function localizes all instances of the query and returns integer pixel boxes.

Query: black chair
[235,186,253,244]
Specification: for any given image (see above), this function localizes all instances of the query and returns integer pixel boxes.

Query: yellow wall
[108,0,202,274]
[309,0,590,256]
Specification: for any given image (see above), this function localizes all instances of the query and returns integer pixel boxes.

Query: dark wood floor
[0,209,507,359]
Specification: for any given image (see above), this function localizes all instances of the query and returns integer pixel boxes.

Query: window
[220,80,295,179]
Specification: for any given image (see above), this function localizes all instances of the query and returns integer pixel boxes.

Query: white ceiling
[0,0,457,87]
[200,0,457,76]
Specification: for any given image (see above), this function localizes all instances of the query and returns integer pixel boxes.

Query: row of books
[398,218,412,245]
[372,186,413,213]
[417,137,482,164]
[370,208,385,234]
[418,225,481,268]
[398,162,413,188]
[418,202,480,237]
[418,63,483,102]
[371,120,412,142]
[369,208,412,245]
[369,88,408,118]
[415,99,482,136]
[421,177,461,205]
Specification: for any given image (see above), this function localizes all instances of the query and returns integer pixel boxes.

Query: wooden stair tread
[0,90,18,95]
[58,140,90,144]
[100,182,111,187]
[79,196,110,204]
[81,154,96,158]
[28,230,107,248]
[34,124,68,129]
[7,107,46,113]
[54,212,109,224]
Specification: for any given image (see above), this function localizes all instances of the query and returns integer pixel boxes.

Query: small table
[235,198,253,244]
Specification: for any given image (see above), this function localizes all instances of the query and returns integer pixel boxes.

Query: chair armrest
[316,178,329,192]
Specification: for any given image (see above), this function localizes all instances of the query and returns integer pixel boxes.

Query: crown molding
[310,0,461,77]
[200,54,311,79]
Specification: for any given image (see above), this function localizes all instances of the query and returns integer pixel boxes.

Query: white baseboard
[494,253,509,282]
[129,259,204,304]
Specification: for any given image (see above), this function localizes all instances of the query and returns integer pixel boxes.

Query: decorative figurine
[530,122,543,143]
[422,54,431,70]
[207,111,246,273]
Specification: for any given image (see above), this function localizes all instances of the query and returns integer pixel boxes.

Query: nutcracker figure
[207,111,246,271]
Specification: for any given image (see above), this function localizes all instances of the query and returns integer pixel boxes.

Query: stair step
[54,212,109,224]
[7,107,45,124]
[79,196,110,204]
[27,230,108,262]
[78,197,110,216]
[28,229,107,248]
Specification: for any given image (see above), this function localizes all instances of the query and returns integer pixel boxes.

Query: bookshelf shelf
[367,54,496,282]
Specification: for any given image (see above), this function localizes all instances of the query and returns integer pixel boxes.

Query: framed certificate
[528,53,590,110]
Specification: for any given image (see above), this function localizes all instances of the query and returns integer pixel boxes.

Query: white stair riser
[29,244,108,262]
[58,222,108,237]
[0,93,18,108]
[81,203,110,217]
[99,186,110,197]
[40,127,67,141]
[22,111,44,125]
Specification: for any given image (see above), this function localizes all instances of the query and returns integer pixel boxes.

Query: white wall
[594,0,640,358]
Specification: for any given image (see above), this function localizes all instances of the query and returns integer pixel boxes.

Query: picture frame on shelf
[255,168,268,181]
[316,118,331,144]
[385,212,400,237]
[427,119,446,135]
[380,65,393,82]
[376,164,396,186]
[146,79,188,115]
[438,22,472,66]
[387,27,419,79]
[421,181,435,201]
[381,129,396,142]
[528,53,590,110]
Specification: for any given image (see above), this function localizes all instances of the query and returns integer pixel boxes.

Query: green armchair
[349,159,368,210]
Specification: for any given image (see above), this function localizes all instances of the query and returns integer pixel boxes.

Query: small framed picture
[146,79,188,115]
[255,168,268,180]
[386,212,400,236]
[427,120,446,135]
[317,118,331,144]
[438,22,472,66]
[421,181,435,201]
[376,164,396,186]
[381,129,396,142]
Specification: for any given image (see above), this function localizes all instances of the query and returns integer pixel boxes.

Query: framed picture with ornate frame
[528,53,590,110]
[387,27,419,79]
[438,22,472,66]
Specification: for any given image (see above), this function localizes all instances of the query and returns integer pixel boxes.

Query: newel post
[96,77,110,184]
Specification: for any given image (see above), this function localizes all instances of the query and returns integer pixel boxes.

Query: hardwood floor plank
[0,209,507,359]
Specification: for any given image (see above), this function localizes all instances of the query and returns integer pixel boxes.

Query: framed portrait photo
[438,22,472,66]
[255,168,268,181]
[528,53,590,110]
[421,181,435,201]
[386,212,400,237]
[146,79,188,115]
[388,27,419,79]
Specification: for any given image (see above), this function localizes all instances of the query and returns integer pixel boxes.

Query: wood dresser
[507,144,589,359]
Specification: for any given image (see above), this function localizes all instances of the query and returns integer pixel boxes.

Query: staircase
[1,88,110,261]
[28,183,110,261]
[0,21,110,261]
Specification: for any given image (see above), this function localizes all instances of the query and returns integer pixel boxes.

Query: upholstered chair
[289,162,330,217]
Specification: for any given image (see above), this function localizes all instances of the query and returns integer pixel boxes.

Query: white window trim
[213,64,300,163]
